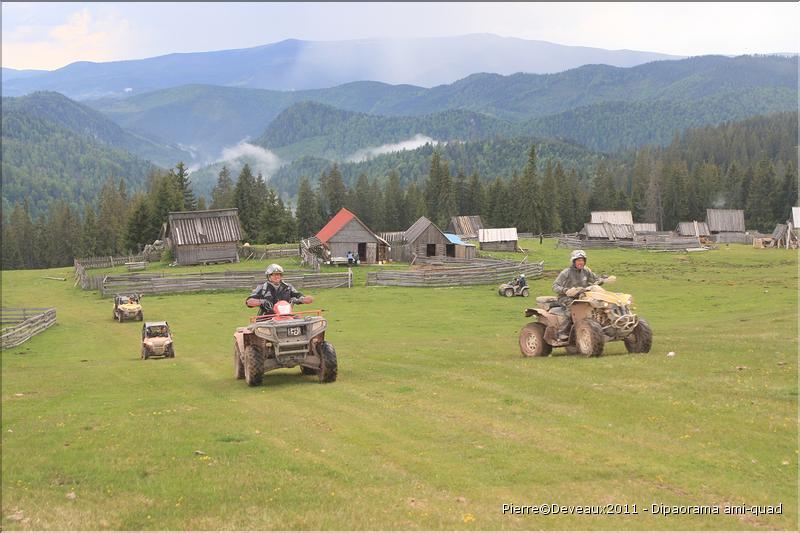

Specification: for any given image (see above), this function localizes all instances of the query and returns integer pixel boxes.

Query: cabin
[590,211,634,226]
[404,216,450,259]
[479,228,519,252]
[706,209,747,243]
[579,222,635,241]
[163,209,242,265]
[316,208,388,264]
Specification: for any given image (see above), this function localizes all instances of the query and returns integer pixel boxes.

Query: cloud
[2,7,133,70]
[347,134,437,163]
[215,142,283,178]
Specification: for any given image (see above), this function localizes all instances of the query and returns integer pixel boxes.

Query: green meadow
[1,240,797,530]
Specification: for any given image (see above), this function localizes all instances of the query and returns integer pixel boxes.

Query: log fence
[366,259,544,287]
[1,308,57,349]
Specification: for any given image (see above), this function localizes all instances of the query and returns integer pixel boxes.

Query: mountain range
[2,34,683,99]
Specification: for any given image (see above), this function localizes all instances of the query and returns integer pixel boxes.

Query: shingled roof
[166,209,242,245]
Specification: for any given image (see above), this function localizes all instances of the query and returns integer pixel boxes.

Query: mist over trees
[2,112,797,270]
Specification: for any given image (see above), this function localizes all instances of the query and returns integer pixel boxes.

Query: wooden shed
[443,233,477,259]
[633,222,658,233]
[706,209,745,233]
[447,215,484,240]
[405,216,450,259]
[164,209,242,265]
[479,228,519,252]
[316,208,388,264]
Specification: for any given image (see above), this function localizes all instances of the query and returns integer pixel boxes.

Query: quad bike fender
[524,308,541,318]
[233,328,249,354]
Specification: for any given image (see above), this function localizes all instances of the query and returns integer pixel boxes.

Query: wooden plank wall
[1,308,57,349]
[365,260,544,287]
[101,271,352,297]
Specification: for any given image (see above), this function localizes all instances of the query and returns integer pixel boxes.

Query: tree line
[3,111,796,270]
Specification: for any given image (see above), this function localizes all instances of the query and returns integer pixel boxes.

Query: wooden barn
[443,233,477,259]
[404,216,450,259]
[479,228,519,252]
[633,222,658,234]
[164,209,243,265]
[447,215,484,240]
[316,208,388,264]
[706,209,747,243]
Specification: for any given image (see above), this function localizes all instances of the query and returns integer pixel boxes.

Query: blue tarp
[444,233,468,245]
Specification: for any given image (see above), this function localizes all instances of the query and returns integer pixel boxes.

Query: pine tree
[776,162,797,222]
[644,161,665,230]
[81,205,100,258]
[48,200,82,266]
[211,165,235,209]
[404,181,426,228]
[234,164,262,243]
[319,164,347,219]
[745,158,777,231]
[257,188,284,244]
[296,176,322,238]
[540,160,562,233]
[170,162,196,210]
[353,173,373,227]
[125,194,154,252]
[96,177,126,255]
[149,171,183,240]
[464,172,485,217]
[435,157,456,228]
[453,169,467,215]
[382,171,403,231]
[196,196,207,210]
[518,145,541,233]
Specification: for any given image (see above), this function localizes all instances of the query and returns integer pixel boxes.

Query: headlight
[309,320,327,335]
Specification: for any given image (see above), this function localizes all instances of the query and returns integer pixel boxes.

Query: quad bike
[113,294,143,322]
[141,321,175,359]
[498,281,529,298]
[233,299,337,386]
[519,276,652,357]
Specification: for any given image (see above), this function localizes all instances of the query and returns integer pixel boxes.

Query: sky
[2,2,798,71]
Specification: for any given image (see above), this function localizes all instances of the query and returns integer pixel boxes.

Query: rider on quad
[246,264,313,317]
[552,250,606,340]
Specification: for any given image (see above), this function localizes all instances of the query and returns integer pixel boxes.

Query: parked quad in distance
[141,321,175,359]
[498,281,530,298]
[519,276,652,357]
[113,294,142,322]
[233,299,337,386]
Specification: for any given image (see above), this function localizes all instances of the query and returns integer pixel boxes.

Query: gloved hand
[565,287,582,297]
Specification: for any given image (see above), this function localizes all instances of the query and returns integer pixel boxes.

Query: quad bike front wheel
[504,288,514,297]
[521,288,530,297]
[244,345,264,386]
[624,318,653,354]
[318,341,338,383]
[519,323,552,357]
[575,319,605,356]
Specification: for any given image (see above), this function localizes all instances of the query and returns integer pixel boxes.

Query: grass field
[2,240,797,530]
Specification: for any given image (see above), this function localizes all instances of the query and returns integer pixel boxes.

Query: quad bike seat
[536,296,563,312]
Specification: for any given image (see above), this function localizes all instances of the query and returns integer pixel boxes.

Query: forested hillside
[1,104,156,217]
[87,55,799,161]
[3,92,189,166]
[6,111,793,270]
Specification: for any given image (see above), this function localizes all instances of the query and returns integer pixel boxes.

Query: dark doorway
[358,242,367,262]
[426,243,436,256]
[446,244,455,257]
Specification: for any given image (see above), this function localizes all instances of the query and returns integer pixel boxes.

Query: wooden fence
[557,235,704,251]
[238,245,300,260]
[100,270,352,297]
[1,308,57,349]
[366,259,544,287]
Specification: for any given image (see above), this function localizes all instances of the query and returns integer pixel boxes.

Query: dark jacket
[247,281,303,315]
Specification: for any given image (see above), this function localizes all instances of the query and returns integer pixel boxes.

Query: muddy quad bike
[113,294,143,322]
[233,299,337,386]
[519,276,652,357]
[141,321,175,359]
[498,281,530,298]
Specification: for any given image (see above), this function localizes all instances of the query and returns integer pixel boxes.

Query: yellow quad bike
[113,294,143,322]
[519,276,652,357]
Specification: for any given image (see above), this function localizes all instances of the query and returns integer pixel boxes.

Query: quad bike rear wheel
[244,345,264,386]
[575,319,605,356]
[519,323,552,357]
[234,344,245,379]
[624,318,653,354]
[137,311,143,321]
[318,341,338,383]
[141,347,149,360]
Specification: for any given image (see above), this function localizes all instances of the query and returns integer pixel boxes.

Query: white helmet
[520,273,525,278]
[265,263,284,276]
[570,249,587,263]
